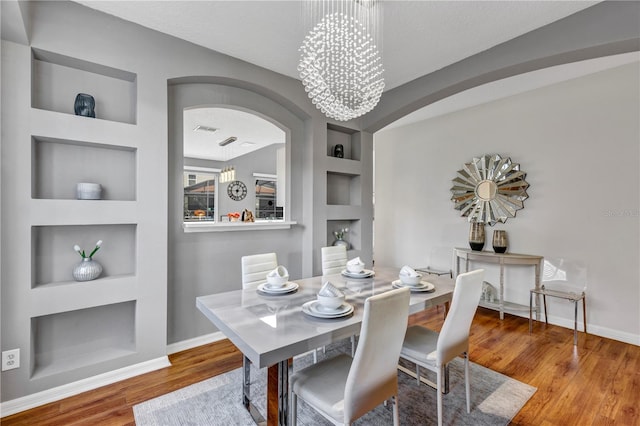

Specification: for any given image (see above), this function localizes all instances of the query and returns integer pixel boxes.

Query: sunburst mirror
[450,154,530,225]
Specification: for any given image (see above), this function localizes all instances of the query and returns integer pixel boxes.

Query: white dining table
[196,266,455,426]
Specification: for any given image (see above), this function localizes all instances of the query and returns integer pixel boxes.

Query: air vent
[193,125,218,133]
[219,136,238,146]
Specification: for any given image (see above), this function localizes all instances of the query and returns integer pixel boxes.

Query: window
[184,170,217,221]
[255,178,283,220]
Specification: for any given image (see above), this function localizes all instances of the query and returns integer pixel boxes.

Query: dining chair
[400,268,484,426]
[241,252,278,289]
[320,245,356,358]
[321,245,348,275]
[529,257,587,345]
[290,287,411,426]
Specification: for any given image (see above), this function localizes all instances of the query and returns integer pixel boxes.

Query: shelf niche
[327,219,361,252]
[327,172,361,206]
[327,124,361,161]
[31,48,137,124]
[31,301,136,379]
[32,224,137,288]
[32,136,137,201]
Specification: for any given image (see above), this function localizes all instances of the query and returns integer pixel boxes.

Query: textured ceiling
[74,1,599,91]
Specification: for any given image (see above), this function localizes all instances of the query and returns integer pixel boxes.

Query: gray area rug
[134,342,535,425]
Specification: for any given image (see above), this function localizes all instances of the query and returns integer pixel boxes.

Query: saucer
[302,300,354,318]
[392,280,435,292]
[257,281,299,295]
[341,269,375,279]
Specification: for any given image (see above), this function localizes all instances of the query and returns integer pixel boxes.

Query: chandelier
[298,0,385,121]
[219,166,235,183]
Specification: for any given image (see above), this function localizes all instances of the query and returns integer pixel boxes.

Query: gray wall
[375,62,640,344]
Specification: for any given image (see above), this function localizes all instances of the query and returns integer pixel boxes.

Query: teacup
[346,263,365,274]
[399,273,422,286]
[266,266,289,287]
[317,293,345,310]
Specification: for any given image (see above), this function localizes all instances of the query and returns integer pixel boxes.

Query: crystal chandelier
[298,0,384,121]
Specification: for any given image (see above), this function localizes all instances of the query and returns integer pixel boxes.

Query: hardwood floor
[2,307,639,425]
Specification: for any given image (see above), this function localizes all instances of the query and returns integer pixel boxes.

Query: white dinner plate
[302,300,354,318]
[392,280,435,292]
[341,269,375,279]
[257,281,299,294]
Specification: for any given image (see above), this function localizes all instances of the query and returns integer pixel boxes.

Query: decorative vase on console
[492,230,508,253]
[468,222,485,251]
[72,240,103,281]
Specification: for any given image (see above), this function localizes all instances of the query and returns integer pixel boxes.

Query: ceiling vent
[219,136,238,146]
[193,125,218,133]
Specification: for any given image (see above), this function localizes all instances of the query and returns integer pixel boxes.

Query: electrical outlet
[2,349,20,371]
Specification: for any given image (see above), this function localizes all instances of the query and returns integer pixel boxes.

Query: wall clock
[227,180,247,201]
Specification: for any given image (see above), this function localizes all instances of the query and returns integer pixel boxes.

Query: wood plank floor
[2,307,639,425]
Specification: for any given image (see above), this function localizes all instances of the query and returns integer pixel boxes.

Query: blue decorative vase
[73,258,103,281]
[74,93,96,118]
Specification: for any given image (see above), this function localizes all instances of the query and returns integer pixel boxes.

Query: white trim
[253,172,277,180]
[167,332,226,355]
[183,220,296,233]
[0,356,171,418]
[184,166,220,174]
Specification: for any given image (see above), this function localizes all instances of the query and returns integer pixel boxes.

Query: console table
[454,248,543,320]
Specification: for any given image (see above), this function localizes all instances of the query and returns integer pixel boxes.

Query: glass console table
[453,248,543,320]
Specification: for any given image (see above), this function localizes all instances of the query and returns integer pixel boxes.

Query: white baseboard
[167,331,226,355]
[512,310,640,346]
[0,356,170,418]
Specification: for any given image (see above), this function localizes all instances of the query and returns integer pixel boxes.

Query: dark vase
[333,144,344,158]
[492,230,508,253]
[74,93,96,118]
[468,222,485,251]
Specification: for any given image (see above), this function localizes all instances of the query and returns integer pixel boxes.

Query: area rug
[134,343,535,426]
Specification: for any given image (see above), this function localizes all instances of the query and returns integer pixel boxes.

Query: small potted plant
[333,227,350,248]
[72,240,103,281]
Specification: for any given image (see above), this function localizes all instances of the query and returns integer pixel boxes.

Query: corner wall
[374,62,640,344]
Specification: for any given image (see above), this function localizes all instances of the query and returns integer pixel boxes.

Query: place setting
[392,265,436,292]
[302,281,354,319]
[256,265,299,295]
[341,256,375,279]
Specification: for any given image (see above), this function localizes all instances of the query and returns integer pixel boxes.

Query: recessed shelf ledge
[183,220,297,233]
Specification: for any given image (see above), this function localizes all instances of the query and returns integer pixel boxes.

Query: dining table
[196,266,455,426]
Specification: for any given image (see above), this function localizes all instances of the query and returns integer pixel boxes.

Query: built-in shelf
[31,301,136,379]
[31,224,137,288]
[32,136,136,201]
[327,219,361,250]
[327,124,361,161]
[31,48,137,124]
[327,172,361,206]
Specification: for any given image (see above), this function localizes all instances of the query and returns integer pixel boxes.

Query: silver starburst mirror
[450,154,530,225]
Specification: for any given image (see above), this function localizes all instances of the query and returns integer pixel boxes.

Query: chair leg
[313,349,317,364]
[573,300,578,345]
[582,297,588,335]
[351,335,356,357]
[436,366,443,426]
[392,395,400,426]
[464,352,471,413]
[543,294,548,325]
[529,290,533,334]
[291,391,297,426]
[415,364,420,385]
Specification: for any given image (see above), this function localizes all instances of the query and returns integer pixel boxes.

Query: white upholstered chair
[241,252,278,289]
[400,268,484,426]
[290,287,411,426]
[321,245,348,275]
[320,245,356,358]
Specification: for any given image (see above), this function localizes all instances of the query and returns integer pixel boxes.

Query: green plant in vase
[72,240,103,281]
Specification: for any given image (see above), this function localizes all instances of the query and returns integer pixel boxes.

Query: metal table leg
[242,355,267,426]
